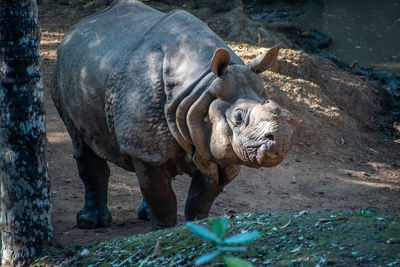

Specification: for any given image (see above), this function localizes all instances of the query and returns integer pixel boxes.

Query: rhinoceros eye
[233,110,243,126]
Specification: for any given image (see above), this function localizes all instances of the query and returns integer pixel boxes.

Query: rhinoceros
[52,0,294,229]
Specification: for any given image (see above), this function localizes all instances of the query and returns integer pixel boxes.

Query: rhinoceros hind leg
[52,88,111,228]
[185,172,223,221]
[137,198,151,221]
[75,142,111,229]
[134,160,177,230]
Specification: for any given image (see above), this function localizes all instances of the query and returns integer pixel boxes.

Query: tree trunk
[0,0,53,265]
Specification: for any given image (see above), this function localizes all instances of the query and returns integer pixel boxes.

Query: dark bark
[0,0,53,265]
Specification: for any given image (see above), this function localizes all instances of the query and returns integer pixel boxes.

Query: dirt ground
[38,2,400,250]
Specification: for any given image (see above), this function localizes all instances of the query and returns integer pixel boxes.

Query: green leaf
[186,222,222,244]
[222,256,254,267]
[218,246,247,252]
[223,231,260,245]
[211,217,228,238]
[194,250,221,266]
[358,208,375,216]
[137,255,151,267]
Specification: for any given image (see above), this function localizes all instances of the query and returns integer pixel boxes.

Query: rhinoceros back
[53,0,169,164]
[58,0,164,90]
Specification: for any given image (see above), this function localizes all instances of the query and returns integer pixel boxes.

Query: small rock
[80,249,90,256]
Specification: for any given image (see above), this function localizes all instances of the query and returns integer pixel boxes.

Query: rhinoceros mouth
[233,127,292,168]
[255,153,286,167]
[240,143,289,168]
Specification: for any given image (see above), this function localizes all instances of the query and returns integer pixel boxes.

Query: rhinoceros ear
[210,48,230,77]
[248,46,279,74]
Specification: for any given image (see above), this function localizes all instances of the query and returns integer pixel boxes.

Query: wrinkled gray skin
[52,0,294,229]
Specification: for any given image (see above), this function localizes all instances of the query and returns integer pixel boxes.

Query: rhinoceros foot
[137,199,151,221]
[77,207,112,229]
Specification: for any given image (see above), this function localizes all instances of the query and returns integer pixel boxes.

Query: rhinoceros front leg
[75,143,112,229]
[133,160,177,229]
[185,172,223,221]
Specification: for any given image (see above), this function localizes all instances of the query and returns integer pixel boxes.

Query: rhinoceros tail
[51,65,85,159]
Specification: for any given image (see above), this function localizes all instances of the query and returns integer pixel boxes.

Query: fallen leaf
[315,216,347,226]
[151,239,162,258]
[368,148,379,154]
[315,257,327,267]
[279,219,292,229]
[291,256,310,263]
[294,210,308,218]
[290,245,302,253]
[318,217,347,223]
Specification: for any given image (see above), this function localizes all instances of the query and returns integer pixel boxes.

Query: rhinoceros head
[221,98,293,168]
[168,46,294,184]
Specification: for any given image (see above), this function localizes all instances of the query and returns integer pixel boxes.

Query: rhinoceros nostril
[274,108,282,115]
[265,134,274,141]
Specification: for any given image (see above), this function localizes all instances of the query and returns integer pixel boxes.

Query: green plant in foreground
[186,217,260,266]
